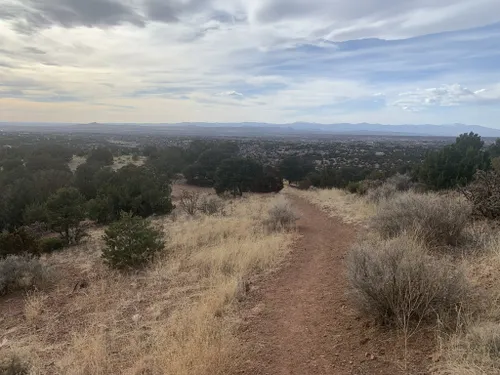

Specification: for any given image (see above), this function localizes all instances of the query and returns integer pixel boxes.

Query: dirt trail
[234,195,432,375]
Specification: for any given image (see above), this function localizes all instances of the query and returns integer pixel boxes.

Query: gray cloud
[145,0,232,24]
[24,47,46,55]
[2,0,145,32]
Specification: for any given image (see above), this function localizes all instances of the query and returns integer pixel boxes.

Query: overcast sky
[1,0,500,126]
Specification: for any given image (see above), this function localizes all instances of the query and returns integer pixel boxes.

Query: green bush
[0,228,41,259]
[418,132,491,190]
[102,213,165,270]
[0,255,52,296]
[346,181,361,194]
[39,237,66,253]
[347,236,470,328]
[372,192,471,247]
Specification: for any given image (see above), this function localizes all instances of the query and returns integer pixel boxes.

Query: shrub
[0,228,41,259]
[46,187,87,244]
[366,182,398,203]
[198,195,226,216]
[347,236,470,328]
[386,173,413,192]
[0,353,30,375]
[263,196,298,232]
[297,179,312,190]
[102,213,165,270]
[178,190,199,216]
[39,237,66,253]
[0,255,52,295]
[462,170,500,220]
[357,179,383,196]
[345,181,361,194]
[418,132,491,190]
[372,192,471,247]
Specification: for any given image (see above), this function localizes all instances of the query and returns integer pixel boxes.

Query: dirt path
[234,195,432,375]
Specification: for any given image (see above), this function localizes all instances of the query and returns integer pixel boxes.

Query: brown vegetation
[0,194,294,374]
[371,191,472,247]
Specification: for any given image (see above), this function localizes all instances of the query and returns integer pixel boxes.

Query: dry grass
[0,194,294,374]
[436,230,500,374]
[23,291,48,325]
[286,186,375,225]
[372,191,472,248]
[68,154,146,173]
[112,155,146,170]
[263,196,298,232]
[67,156,87,172]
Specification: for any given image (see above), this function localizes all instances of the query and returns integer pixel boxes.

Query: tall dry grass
[436,230,500,374]
[0,194,294,374]
[287,186,375,224]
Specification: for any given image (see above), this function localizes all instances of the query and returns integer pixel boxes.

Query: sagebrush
[347,236,470,328]
[263,196,298,232]
[0,255,52,296]
[0,353,29,375]
[372,192,471,247]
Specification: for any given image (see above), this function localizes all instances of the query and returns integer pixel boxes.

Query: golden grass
[436,230,500,375]
[286,186,375,225]
[0,194,294,374]
[23,291,48,325]
[112,155,146,170]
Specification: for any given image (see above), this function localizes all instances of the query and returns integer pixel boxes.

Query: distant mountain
[2,122,500,138]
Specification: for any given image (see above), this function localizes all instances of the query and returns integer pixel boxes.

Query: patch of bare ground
[234,194,433,375]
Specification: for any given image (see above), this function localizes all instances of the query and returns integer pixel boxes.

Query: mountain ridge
[1,122,500,138]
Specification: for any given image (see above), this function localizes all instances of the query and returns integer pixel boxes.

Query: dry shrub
[198,195,226,216]
[443,323,500,374]
[24,291,48,324]
[263,196,298,232]
[462,170,500,220]
[0,353,29,375]
[366,182,398,203]
[347,236,471,328]
[0,255,53,296]
[365,174,414,203]
[386,173,413,191]
[179,190,200,216]
[372,192,472,247]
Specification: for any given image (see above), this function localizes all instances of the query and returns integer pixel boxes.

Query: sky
[1,0,500,126]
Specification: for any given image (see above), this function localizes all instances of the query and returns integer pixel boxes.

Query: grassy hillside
[0,193,295,374]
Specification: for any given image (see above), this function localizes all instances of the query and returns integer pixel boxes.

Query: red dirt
[234,195,433,375]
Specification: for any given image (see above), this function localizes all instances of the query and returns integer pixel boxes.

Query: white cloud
[216,91,243,97]
[394,84,500,111]
[1,0,500,125]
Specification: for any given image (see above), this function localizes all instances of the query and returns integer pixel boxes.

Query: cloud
[1,0,500,126]
[394,84,500,111]
[217,91,243,97]
[1,0,144,32]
